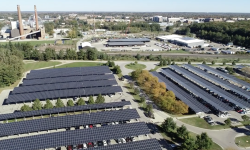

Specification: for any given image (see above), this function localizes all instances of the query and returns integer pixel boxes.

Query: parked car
[93,142,98,147]
[87,142,93,148]
[117,139,122,144]
[77,144,83,149]
[204,116,214,124]
[67,145,72,150]
[83,143,87,149]
[107,140,111,145]
[97,141,103,146]
[103,140,107,146]
[121,138,126,143]
[89,124,93,128]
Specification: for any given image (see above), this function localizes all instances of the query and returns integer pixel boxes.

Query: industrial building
[106,38,150,47]
[156,34,183,42]
[152,16,163,23]
[173,37,205,48]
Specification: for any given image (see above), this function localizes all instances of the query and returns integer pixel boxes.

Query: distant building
[226,20,235,23]
[45,15,49,19]
[168,18,180,23]
[238,18,245,21]
[156,34,183,42]
[105,16,114,22]
[77,16,87,20]
[0,26,11,38]
[173,37,205,48]
[204,18,223,22]
[153,16,163,23]
[69,14,77,18]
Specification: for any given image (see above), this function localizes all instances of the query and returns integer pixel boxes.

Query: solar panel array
[0,122,150,150]
[88,139,162,150]
[0,101,131,121]
[26,66,111,80]
[162,69,233,111]
[13,80,118,94]
[7,86,123,104]
[169,65,250,109]
[0,109,139,137]
[183,64,250,99]
[151,72,210,113]
[22,74,115,86]
[198,64,250,89]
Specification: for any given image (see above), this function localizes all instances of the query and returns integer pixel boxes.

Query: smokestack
[34,5,39,30]
[17,5,24,39]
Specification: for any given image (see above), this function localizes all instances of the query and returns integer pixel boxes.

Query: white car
[103,140,107,146]
[85,125,89,129]
[83,143,87,149]
[131,136,136,142]
[121,138,126,143]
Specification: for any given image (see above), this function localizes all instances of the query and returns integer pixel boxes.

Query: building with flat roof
[156,34,183,42]
[173,37,205,48]
[153,16,163,23]
[108,38,150,43]
[106,42,145,47]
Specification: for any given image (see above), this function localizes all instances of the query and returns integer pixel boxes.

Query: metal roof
[151,72,210,113]
[198,64,250,90]
[88,139,162,150]
[0,122,150,150]
[170,65,250,109]
[107,42,145,46]
[0,109,139,137]
[108,38,150,42]
[184,64,250,99]
[0,101,131,121]
[7,86,123,104]
[161,69,233,111]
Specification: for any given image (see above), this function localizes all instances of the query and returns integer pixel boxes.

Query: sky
[0,0,250,13]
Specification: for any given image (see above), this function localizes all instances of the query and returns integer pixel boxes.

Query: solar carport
[161,69,233,112]
[0,122,150,150]
[106,42,145,47]
[151,71,210,113]
[169,65,250,109]
[0,101,131,121]
[0,109,139,137]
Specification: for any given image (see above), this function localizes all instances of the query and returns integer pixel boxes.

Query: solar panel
[161,69,232,111]
[7,86,123,104]
[183,64,250,99]
[88,139,162,150]
[0,122,150,150]
[22,74,115,86]
[198,64,250,90]
[0,109,139,137]
[169,65,250,109]
[0,101,131,121]
[151,71,210,113]
[26,66,111,80]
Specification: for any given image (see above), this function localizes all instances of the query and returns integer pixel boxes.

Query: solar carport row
[0,101,131,121]
[151,72,210,113]
[183,64,250,99]
[26,66,112,80]
[161,69,233,111]
[169,65,250,109]
[0,122,150,150]
[87,139,162,150]
[0,109,139,137]
[198,64,250,90]
[6,86,123,104]
[22,74,115,86]
[12,80,118,94]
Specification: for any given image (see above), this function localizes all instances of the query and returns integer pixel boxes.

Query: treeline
[102,22,161,33]
[190,21,250,48]
[0,46,23,87]
[131,70,188,114]
[21,94,105,112]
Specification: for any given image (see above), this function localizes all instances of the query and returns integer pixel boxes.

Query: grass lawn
[56,62,104,68]
[24,61,61,72]
[235,136,250,147]
[0,40,55,46]
[159,126,222,150]
[235,75,250,84]
[125,63,146,70]
[180,117,230,130]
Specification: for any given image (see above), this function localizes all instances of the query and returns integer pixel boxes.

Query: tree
[20,104,33,112]
[131,69,142,80]
[134,88,140,95]
[95,94,105,104]
[55,98,65,108]
[161,117,176,133]
[88,96,95,104]
[67,99,75,107]
[242,115,250,122]
[136,53,141,60]
[171,61,175,65]
[159,60,163,66]
[114,65,122,74]
[163,59,167,66]
[177,125,189,139]
[232,61,236,65]
[146,104,153,113]
[140,96,146,103]
[32,99,43,110]
[188,60,191,64]
[224,118,231,126]
[181,136,197,150]
[222,61,226,66]
[202,61,206,65]
[211,60,215,65]
[77,98,85,105]
[196,132,212,150]
[58,50,64,59]
[68,28,77,39]
[86,48,97,60]
[129,82,134,89]
[44,99,54,109]
[167,60,171,65]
